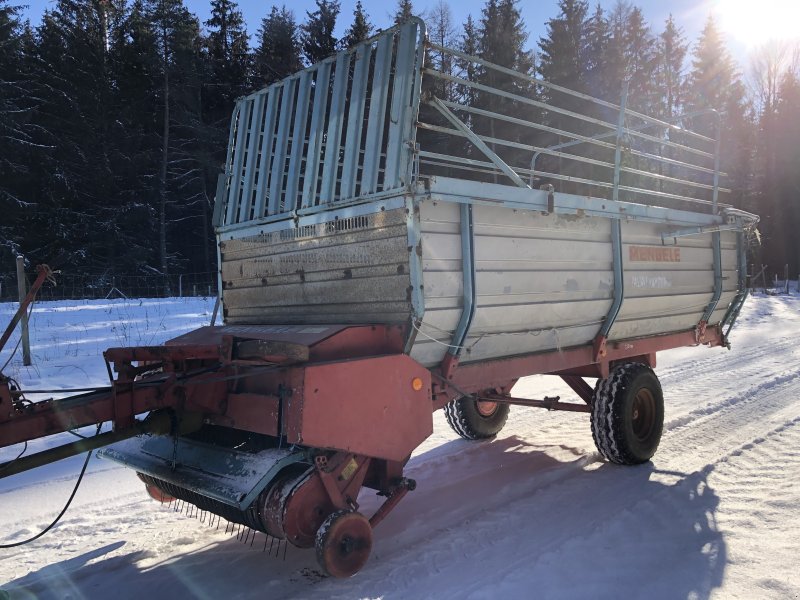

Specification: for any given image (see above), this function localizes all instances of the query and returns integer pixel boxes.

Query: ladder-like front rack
[215,19,426,229]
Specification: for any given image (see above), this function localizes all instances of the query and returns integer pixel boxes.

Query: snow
[1,292,800,599]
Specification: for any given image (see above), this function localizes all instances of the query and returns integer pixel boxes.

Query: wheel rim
[631,388,657,442]
[475,400,498,417]
[317,512,373,578]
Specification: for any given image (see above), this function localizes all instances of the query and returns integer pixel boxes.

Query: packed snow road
[0,294,799,599]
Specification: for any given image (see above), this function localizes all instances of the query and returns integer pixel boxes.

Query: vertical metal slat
[384,23,417,189]
[361,34,393,195]
[237,93,266,223]
[283,71,312,213]
[302,61,332,208]
[320,52,350,204]
[253,88,279,219]
[225,98,252,226]
[268,79,297,216]
[340,43,371,200]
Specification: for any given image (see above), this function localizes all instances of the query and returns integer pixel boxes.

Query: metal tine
[250,531,256,547]
[269,535,275,555]
[225,521,232,534]
[283,540,288,560]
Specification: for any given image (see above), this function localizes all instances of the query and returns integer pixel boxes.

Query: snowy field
[1,292,799,599]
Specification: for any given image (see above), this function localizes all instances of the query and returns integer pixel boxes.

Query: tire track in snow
[701,418,800,599]
[656,335,797,382]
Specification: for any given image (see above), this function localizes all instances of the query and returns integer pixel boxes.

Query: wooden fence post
[16,256,31,366]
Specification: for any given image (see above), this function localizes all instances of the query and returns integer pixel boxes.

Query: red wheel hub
[476,400,499,417]
[316,511,373,578]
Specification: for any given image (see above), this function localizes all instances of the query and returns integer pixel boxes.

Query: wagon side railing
[419,41,728,215]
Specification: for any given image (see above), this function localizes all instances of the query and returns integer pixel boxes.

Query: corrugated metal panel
[409,201,736,367]
[221,208,412,325]
[411,201,614,366]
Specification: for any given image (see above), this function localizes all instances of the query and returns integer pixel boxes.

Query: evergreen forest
[1,0,798,290]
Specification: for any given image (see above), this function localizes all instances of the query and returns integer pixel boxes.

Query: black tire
[591,362,664,465]
[444,396,510,440]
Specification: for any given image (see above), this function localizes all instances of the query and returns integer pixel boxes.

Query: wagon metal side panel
[411,200,614,367]
[220,208,412,325]
[410,197,740,368]
[611,225,738,340]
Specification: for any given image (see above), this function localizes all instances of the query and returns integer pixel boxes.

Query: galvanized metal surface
[220,208,412,325]
[213,19,757,369]
[216,20,426,228]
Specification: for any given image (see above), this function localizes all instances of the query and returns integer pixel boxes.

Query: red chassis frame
[0,321,725,460]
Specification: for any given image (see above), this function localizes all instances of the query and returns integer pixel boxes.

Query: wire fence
[0,271,218,302]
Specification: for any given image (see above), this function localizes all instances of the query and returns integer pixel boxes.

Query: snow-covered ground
[1,292,799,599]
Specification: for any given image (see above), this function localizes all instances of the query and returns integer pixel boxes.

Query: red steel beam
[0,371,230,447]
[446,327,723,396]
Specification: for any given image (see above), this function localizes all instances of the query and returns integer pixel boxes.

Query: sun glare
[716,0,800,47]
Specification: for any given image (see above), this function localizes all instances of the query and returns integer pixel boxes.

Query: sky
[16,0,800,70]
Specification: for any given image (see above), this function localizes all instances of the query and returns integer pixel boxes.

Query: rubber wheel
[315,510,373,578]
[591,362,664,465]
[444,396,510,440]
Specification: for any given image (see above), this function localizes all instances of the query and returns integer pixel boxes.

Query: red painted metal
[369,479,414,528]
[475,400,499,417]
[560,375,595,404]
[445,326,722,396]
[288,355,433,462]
[480,394,591,413]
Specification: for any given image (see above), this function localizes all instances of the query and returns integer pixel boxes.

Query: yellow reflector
[411,377,424,391]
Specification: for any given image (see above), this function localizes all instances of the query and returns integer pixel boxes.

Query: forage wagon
[0,18,757,577]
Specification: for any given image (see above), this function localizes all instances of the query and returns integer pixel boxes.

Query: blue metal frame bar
[428,98,529,189]
[612,82,629,204]
[404,195,426,354]
[661,223,739,245]
[449,203,477,356]
[721,230,749,338]
[701,231,723,323]
[599,219,624,340]
[422,177,757,228]
[426,41,716,145]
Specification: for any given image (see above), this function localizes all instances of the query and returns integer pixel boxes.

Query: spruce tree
[687,17,753,225]
[301,0,340,65]
[205,0,249,108]
[29,0,125,272]
[457,14,479,107]
[537,0,589,94]
[394,0,414,24]
[774,73,800,275]
[0,0,36,260]
[473,0,534,180]
[146,0,205,278]
[254,6,302,86]
[341,0,371,49]
[583,3,609,100]
[429,0,456,101]
[655,14,687,120]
